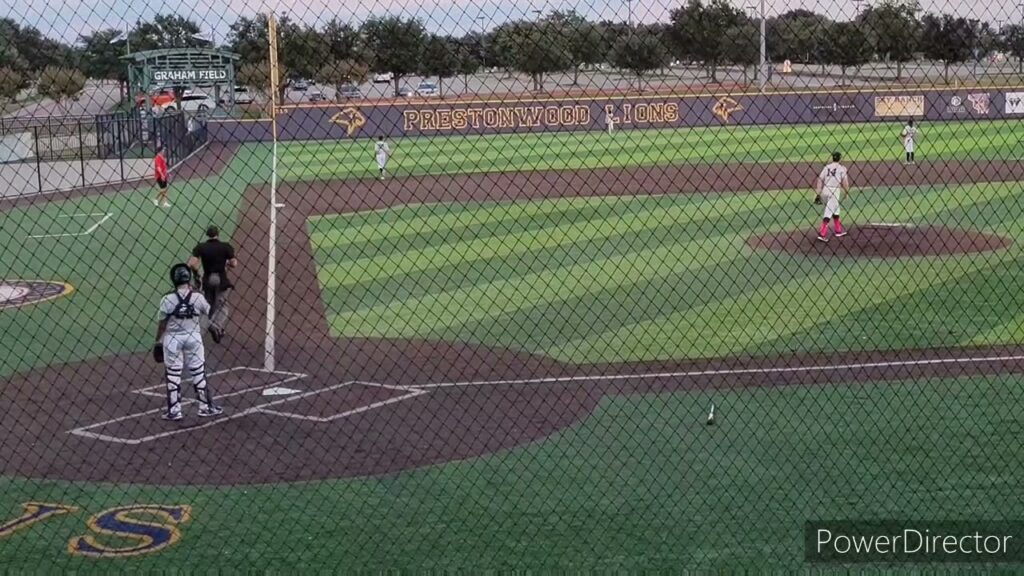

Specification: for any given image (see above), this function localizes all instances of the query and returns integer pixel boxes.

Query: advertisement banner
[874,95,925,117]
[1005,92,1024,114]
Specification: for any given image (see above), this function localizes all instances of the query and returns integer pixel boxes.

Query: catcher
[153,263,223,421]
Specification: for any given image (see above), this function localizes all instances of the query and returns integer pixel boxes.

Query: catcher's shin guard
[165,368,183,416]
[189,363,214,407]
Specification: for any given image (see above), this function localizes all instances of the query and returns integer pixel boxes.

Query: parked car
[397,85,414,98]
[162,92,216,114]
[373,72,394,83]
[338,83,361,99]
[136,89,175,110]
[220,86,254,105]
[416,81,439,97]
[291,79,309,91]
[308,87,326,102]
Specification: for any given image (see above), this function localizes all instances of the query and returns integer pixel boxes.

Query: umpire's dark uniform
[189,226,237,343]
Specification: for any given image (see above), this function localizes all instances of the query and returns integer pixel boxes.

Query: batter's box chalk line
[68,367,428,445]
[28,212,113,239]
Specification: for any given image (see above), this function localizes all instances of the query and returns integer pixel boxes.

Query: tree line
[4,1,1024,107]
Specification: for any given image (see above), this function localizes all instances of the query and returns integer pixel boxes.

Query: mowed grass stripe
[459,184,977,355]
[328,226,759,339]
[310,195,646,254]
[547,184,1019,361]
[316,195,763,288]
[763,250,1024,357]
[281,120,1024,181]
[321,198,763,316]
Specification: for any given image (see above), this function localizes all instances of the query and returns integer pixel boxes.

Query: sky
[10,0,1020,44]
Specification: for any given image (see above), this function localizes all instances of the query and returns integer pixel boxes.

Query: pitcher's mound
[749,224,1011,259]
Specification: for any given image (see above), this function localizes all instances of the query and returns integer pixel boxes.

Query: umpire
[188,225,238,343]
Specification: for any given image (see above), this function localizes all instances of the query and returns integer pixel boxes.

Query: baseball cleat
[198,405,224,418]
[161,411,183,421]
[835,231,847,237]
[816,235,829,243]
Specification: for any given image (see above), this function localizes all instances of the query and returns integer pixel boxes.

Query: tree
[766,10,832,68]
[858,0,920,80]
[721,22,759,84]
[281,24,325,80]
[609,28,669,90]
[1003,24,1024,74]
[921,13,976,83]
[227,15,271,66]
[238,60,289,104]
[1,18,74,72]
[0,67,27,111]
[824,21,871,85]
[418,35,459,97]
[36,66,86,113]
[669,0,747,82]
[322,18,360,62]
[316,59,369,101]
[360,17,427,97]
[130,15,204,51]
[496,21,572,92]
[544,12,604,85]
[456,37,483,93]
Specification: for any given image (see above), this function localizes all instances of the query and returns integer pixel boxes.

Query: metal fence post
[118,118,125,182]
[33,126,42,194]
[78,121,86,188]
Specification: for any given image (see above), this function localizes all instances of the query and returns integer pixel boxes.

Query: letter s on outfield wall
[68,505,191,558]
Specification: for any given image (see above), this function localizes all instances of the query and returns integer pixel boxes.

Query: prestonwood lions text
[815,527,1016,559]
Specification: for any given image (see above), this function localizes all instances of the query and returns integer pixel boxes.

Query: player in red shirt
[154,145,170,208]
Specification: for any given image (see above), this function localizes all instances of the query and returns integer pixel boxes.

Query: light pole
[757,0,766,90]
[628,0,634,28]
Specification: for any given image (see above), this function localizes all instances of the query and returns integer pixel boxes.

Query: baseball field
[2,117,1024,569]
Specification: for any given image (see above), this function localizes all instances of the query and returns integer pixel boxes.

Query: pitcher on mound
[814,152,850,243]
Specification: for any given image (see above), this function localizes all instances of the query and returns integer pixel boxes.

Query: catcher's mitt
[152,342,164,364]
[814,195,822,205]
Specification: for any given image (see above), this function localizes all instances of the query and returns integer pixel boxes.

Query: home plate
[262,386,302,396]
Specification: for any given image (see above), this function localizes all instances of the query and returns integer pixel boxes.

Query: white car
[160,92,216,114]
[220,86,254,105]
[416,81,439,97]
[373,72,394,83]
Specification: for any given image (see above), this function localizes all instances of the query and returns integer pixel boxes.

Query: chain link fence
[2,0,1024,570]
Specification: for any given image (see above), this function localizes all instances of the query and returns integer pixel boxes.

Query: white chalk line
[131,367,308,398]
[57,213,108,218]
[70,367,311,443]
[70,370,427,444]
[28,212,112,239]
[258,383,428,423]
[867,221,915,228]
[410,354,1024,390]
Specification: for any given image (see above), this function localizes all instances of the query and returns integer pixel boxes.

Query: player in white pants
[155,264,223,421]
[901,119,917,164]
[815,152,850,242]
[375,136,391,180]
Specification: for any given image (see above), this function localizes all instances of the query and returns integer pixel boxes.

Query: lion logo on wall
[712,96,743,123]
[329,107,367,137]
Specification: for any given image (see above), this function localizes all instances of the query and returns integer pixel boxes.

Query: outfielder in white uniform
[155,264,222,421]
[815,152,850,242]
[375,136,391,180]
[900,120,917,164]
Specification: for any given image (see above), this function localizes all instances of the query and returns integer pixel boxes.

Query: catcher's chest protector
[172,291,198,320]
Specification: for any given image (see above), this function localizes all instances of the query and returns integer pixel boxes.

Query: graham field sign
[152,69,229,83]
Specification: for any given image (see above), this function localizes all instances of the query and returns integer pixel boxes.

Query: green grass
[0,145,269,378]
[282,119,1024,181]
[309,181,1024,363]
[2,374,1024,570]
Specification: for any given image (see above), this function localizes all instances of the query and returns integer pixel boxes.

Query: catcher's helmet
[169,263,193,286]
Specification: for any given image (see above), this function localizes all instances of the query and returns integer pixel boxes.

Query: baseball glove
[152,342,164,364]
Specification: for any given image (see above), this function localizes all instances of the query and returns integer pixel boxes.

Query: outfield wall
[210,89,1024,142]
